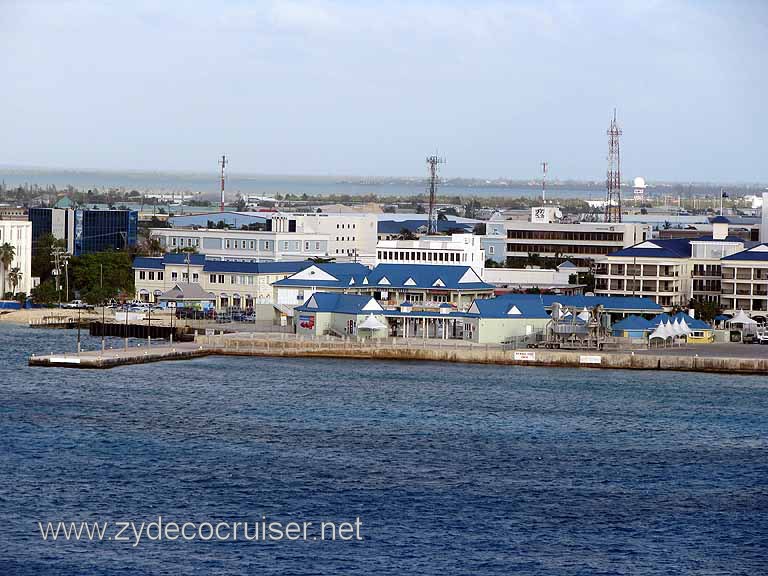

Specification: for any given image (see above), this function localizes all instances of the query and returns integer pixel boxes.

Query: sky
[1,0,766,182]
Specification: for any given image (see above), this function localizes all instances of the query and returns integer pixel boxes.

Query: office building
[376,233,485,277]
[29,207,137,255]
[0,220,33,296]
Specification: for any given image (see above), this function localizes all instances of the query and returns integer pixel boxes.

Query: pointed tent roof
[358,314,387,330]
[727,309,757,325]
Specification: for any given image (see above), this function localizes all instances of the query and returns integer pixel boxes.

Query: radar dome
[633,176,646,189]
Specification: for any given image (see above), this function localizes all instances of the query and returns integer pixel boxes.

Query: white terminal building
[375,234,485,277]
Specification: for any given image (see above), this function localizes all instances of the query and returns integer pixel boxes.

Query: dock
[27,333,768,374]
[29,342,210,369]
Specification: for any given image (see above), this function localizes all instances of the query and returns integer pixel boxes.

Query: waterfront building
[594,217,745,310]
[29,207,137,255]
[294,292,388,339]
[462,295,551,344]
[719,244,768,317]
[271,263,371,308]
[132,253,313,307]
[0,220,32,296]
[375,233,485,276]
[483,208,651,267]
[483,262,584,294]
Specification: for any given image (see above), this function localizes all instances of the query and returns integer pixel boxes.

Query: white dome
[633,176,646,189]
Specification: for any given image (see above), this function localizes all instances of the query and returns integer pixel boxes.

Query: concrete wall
[464,317,549,344]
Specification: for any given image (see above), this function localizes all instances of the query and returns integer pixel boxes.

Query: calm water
[1,324,767,575]
[0,168,603,200]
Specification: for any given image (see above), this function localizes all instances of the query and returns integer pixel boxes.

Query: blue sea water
[1,323,767,575]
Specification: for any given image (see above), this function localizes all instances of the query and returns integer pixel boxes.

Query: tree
[69,251,135,304]
[0,242,15,298]
[31,234,66,281]
[398,228,417,240]
[31,278,59,304]
[8,267,22,295]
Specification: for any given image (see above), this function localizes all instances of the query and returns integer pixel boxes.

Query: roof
[133,254,313,275]
[611,315,653,331]
[489,293,663,313]
[377,219,474,235]
[722,244,768,261]
[649,312,711,330]
[295,292,383,315]
[364,264,493,291]
[272,263,371,288]
[465,297,550,319]
[690,235,744,242]
[158,283,215,301]
[710,216,731,224]
[607,238,692,259]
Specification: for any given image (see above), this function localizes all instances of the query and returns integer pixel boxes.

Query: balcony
[642,266,658,277]
[736,270,753,280]
[610,265,625,275]
[721,269,735,279]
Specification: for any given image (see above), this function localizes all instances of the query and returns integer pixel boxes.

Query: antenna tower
[604,110,622,222]
[426,154,445,235]
[219,155,227,212]
[541,161,548,204]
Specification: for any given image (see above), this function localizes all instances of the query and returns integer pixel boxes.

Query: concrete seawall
[29,336,768,374]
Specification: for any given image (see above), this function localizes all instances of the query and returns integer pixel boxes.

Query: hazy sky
[1,0,766,182]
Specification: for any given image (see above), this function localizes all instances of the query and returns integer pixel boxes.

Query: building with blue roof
[132,253,315,308]
[611,315,654,338]
[718,243,768,316]
[461,296,551,344]
[595,218,746,310]
[293,292,388,339]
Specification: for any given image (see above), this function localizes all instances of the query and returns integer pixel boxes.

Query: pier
[27,332,768,374]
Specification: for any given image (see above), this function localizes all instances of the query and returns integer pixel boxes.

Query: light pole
[77,306,81,353]
[147,305,152,349]
[101,300,106,353]
[124,301,129,351]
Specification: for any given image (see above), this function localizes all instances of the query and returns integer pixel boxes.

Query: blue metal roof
[466,297,550,319]
[721,244,768,261]
[133,256,166,270]
[295,292,381,315]
[133,254,313,275]
[608,238,692,259]
[490,293,663,313]
[710,216,731,224]
[690,235,744,242]
[272,263,371,288]
[365,264,493,291]
[611,315,653,331]
[649,312,711,330]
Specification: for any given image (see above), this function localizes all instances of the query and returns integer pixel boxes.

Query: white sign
[49,357,81,364]
[167,301,176,308]
[205,328,215,336]
[514,351,536,361]
[579,355,602,364]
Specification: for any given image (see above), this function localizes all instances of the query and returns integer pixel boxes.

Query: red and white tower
[219,154,227,212]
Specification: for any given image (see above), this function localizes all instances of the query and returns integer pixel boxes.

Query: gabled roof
[611,315,653,331]
[489,293,663,313]
[295,292,383,315]
[272,263,371,288]
[465,296,550,319]
[158,283,215,301]
[722,243,768,261]
[364,264,493,291]
[607,238,692,259]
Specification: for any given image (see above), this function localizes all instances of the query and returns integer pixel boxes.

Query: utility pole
[604,109,623,223]
[426,154,446,235]
[219,155,227,212]
[541,161,548,204]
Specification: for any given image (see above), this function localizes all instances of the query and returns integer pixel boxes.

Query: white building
[0,220,33,296]
[376,234,485,277]
[633,176,647,201]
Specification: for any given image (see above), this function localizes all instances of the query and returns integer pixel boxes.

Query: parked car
[61,300,94,310]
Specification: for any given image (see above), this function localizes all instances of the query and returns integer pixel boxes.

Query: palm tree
[0,243,15,298]
[8,267,22,295]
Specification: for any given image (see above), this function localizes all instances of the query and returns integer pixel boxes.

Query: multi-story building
[594,218,744,310]
[0,220,33,296]
[29,207,137,255]
[375,234,485,277]
[483,207,651,267]
[0,205,27,220]
[162,211,379,264]
[132,253,313,308]
[720,244,768,316]
[150,227,331,262]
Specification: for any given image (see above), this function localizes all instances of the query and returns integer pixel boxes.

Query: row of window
[138,271,165,281]
[376,250,468,263]
[335,237,356,242]
[506,230,624,242]
[508,244,612,255]
[170,238,201,248]
[336,223,356,229]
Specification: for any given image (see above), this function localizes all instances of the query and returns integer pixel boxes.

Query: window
[283,241,289,250]
[305,242,310,250]
[234,240,239,249]
[193,273,199,282]
[315,242,320,250]
[265,241,270,250]
[172,272,178,280]
[139,271,146,280]
[149,271,155,280]
[182,273,189,281]
[210,274,217,283]
[250,241,255,249]
[489,246,495,255]
[171,238,177,246]
[158,272,163,280]
[225,239,231,249]
[218,275,224,283]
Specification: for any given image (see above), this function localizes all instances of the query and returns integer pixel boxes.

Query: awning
[153,289,162,296]
[359,314,386,331]
[139,289,149,295]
